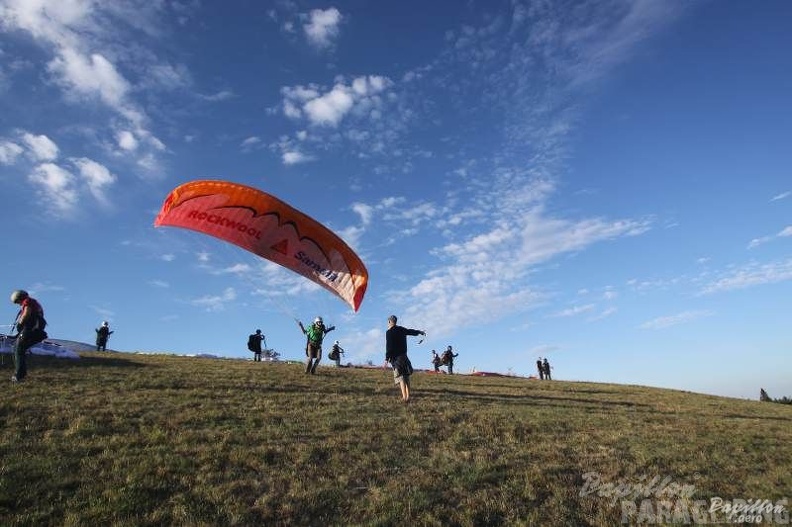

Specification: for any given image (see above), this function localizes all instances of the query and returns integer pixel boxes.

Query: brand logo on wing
[187,210,262,239]
[295,250,338,282]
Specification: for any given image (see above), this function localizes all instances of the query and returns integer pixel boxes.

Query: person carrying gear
[441,345,459,374]
[248,329,265,362]
[328,340,345,367]
[95,321,114,351]
[9,290,47,383]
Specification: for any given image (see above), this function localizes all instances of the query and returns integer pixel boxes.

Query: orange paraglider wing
[154,180,368,311]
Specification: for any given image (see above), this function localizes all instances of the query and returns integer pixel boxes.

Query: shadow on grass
[418,386,654,410]
[721,412,792,422]
[14,353,147,371]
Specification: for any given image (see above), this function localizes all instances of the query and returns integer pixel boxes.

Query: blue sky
[1,0,789,400]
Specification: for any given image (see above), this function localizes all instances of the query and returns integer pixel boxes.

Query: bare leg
[310,351,322,374]
[400,378,411,402]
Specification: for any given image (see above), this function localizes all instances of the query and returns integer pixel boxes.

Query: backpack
[247,334,257,352]
[27,314,48,346]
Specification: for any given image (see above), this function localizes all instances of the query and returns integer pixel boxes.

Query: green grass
[1,352,790,526]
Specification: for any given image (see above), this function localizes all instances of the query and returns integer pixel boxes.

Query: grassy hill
[2,352,790,526]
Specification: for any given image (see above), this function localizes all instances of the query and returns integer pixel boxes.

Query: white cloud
[282,76,393,128]
[0,0,93,48]
[28,162,78,215]
[588,307,617,322]
[22,133,59,161]
[351,202,374,225]
[200,89,235,102]
[191,287,236,312]
[770,191,790,202]
[282,150,311,165]
[214,263,250,275]
[747,226,792,248]
[747,236,770,249]
[71,157,116,204]
[116,130,138,151]
[303,84,355,127]
[549,303,596,318]
[2,1,168,173]
[240,136,262,151]
[303,7,341,49]
[640,310,713,330]
[48,47,129,107]
[0,140,24,164]
[700,259,792,294]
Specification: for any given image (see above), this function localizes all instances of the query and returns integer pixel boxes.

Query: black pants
[13,334,33,380]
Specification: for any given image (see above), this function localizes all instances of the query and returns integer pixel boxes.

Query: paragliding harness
[328,345,344,361]
[6,309,48,358]
[247,334,258,352]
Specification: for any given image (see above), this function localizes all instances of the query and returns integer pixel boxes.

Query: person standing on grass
[298,317,335,374]
[442,345,459,374]
[95,321,114,351]
[9,290,47,383]
[248,329,265,362]
[329,340,344,367]
[543,358,552,380]
[431,350,441,373]
[536,358,545,380]
[385,315,425,404]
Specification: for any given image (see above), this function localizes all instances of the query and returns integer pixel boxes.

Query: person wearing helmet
[328,340,345,367]
[297,316,335,374]
[95,321,114,351]
[9,289,47,382]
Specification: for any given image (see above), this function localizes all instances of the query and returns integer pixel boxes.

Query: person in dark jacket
[248,329,265,361]
[536,358,545,380]
[10,289,46,383]
[385,315,425,403]
[441,345,459,374]
[95,321,114,351]
[543,358,552,380]
[431,350,441,373]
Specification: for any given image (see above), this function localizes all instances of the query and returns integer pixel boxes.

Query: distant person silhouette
[248,329,265,362]
[431,350,441,373]
[536,358,545,380]
[441,345,459,374]
[95,321,114,351]
[543,358,552,380]
[329,340,344,367]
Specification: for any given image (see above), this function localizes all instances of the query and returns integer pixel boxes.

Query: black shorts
[391,355,413,381]
[306,342,322,359]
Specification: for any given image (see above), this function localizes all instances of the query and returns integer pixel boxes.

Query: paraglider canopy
[154,180,368,311]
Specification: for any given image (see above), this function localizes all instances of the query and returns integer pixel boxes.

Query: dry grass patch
[1,352,790,526]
